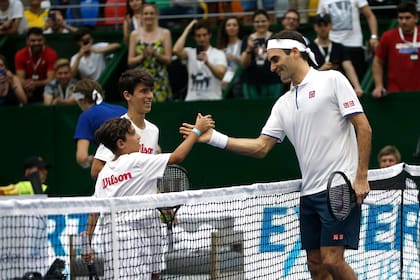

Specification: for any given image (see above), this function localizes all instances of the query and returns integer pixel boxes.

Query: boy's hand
[195,113,215,133]
[180,113,215,143]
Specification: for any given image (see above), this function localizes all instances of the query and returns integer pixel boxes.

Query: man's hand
[353,177,370,205]
[180,113,214,143]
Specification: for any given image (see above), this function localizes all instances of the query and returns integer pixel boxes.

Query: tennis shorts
[300,190,361,250]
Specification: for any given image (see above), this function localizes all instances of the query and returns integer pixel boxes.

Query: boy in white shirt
[84,115,214,279]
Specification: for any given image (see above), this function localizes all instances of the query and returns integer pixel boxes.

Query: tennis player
[180,30,372,280]
[91,69,160,179]
[85,115,214,280]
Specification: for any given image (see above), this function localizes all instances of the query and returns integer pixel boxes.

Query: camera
[48,11,56,22]
[196,45,205,56]
[82,39,91,46]
[254,38,266,48]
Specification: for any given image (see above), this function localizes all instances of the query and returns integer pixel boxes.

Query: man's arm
[348,113,372,204]
[371,55,386,98]
[91,158,105,179]
[361,5,379,50]
[76,139,93,168]
[204,60,226,80]
[173,19,196,60]
[180,123,277,159]
[341,60,363,97]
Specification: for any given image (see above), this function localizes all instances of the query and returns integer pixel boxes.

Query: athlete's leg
[306,249,332,280]
[320,246,357,280]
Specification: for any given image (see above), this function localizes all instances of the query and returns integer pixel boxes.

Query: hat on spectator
[24,156,51,169]
[315,14,332,25]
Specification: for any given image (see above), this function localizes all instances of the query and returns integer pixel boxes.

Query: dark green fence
[1,94,419,196]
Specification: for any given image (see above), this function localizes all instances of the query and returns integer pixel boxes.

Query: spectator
[0,0,28,35]
[15,27,57,103]
[280,9,309,43]
[240,0,275,25]
[15,156,50,195]
[24,0,48,29]
[173,19,227,101]
[123,0,144,43]
[240,9,283,99]
[43,59,78,105]
[317,0,379,80]
[372,2,420,98]
[70,27,121,80]
[73,79,127,169]
[377,145,401,168]
[127,3,172,102]
[216,16,243,98]
[43,9,78,34]
[288,0,309,24]
[0,54,27,106]
[309,14,363,97]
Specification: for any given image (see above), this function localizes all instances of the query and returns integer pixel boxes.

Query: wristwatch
[370,34,378,40]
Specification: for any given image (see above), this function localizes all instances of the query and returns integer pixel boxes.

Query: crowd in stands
[0,0,419,107]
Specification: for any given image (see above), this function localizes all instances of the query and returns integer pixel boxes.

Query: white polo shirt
[261,68,363,196]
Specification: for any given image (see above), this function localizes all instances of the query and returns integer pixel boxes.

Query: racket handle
[88,262,98,280]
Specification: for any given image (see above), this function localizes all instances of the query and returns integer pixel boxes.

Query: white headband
[267,39,318,66]
[72,89,103,105]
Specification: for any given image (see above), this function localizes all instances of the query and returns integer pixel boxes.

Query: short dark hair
[397,1,418,16]
[74,27,93,42]
[193,20,210,34]
[95,118,132,153]
[118,69,154,97]
[270,30,309,61]
[26,27,44,38]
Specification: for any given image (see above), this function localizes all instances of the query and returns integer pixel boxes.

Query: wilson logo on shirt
[343,100,355,108]
[102,172,133,189]
[140,144,153,154]
[308,90,315,98]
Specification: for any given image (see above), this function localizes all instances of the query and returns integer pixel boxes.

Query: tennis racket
[327,171,374,221]
[81,232,99,280]
[157,165,191,251]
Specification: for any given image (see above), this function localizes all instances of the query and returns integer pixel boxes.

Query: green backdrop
[1,94,419,196]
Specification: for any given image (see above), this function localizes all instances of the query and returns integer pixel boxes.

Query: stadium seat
[80,0,99,26]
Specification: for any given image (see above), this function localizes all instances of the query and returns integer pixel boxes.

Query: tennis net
[0,163,418,279]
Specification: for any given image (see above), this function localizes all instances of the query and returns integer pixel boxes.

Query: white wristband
[208,129,228,149]
[192,127,202,136]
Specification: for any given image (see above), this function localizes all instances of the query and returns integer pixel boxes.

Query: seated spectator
[173,19,227,101]
[240,9,283,99]
[280,9,309,44]
[15,27,58,103]
[5,156,50,195]
[24,0,48,29]
[44,59,78,105]
[127,3,172,102]
[309,14,363,97]
[216,16,243,98]
[123,0,144,44]
[0,0,28,35]
[377,145,401,168]
[44,9,78,34]
[372,2,420,98]
[73,79,126,168]
[70,27,121,80]
[0,54,27,106]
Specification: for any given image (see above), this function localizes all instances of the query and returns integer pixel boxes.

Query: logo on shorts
[332,233,344,240]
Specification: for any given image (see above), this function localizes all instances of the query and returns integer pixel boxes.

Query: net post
[69,234,76,280]
[210,231,220,280]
